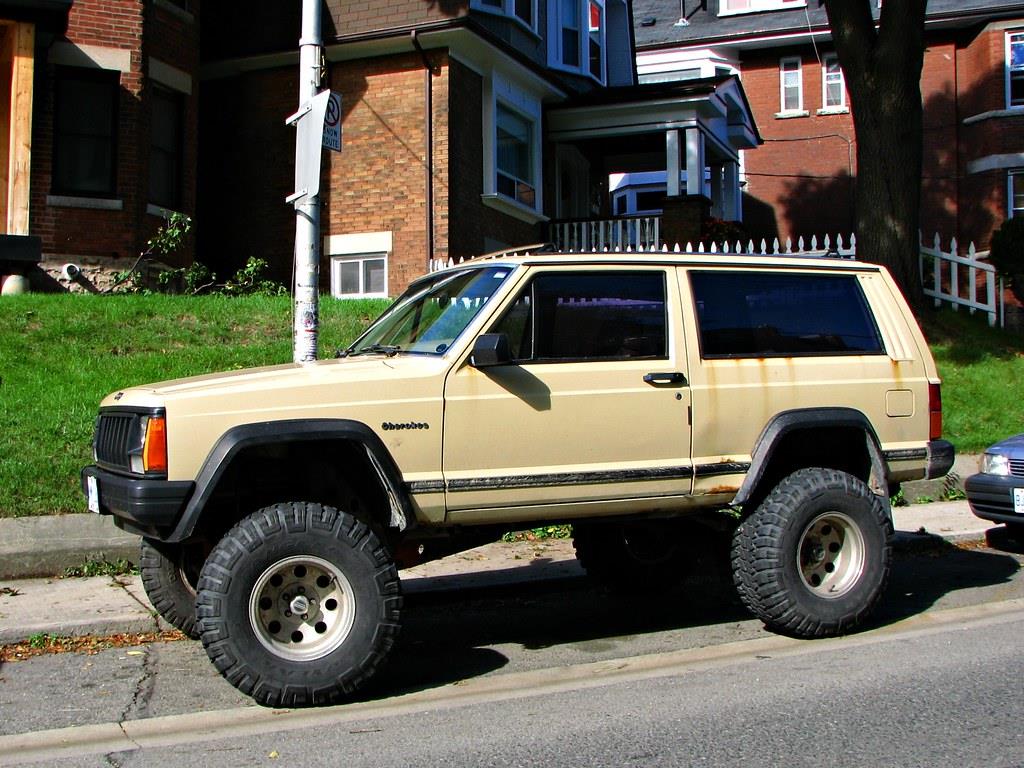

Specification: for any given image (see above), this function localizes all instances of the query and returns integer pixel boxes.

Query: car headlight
[981,453,1011,476]
[129,415,168,474]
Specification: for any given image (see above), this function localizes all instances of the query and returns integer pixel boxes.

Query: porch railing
[549,216,661,252]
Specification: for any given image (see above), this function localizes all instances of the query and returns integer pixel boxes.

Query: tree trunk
[824,1,927,309]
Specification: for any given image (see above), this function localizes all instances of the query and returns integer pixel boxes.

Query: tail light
[928,383,942,441]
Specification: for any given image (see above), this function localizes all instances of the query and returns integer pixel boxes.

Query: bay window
[551,0,605,82]
[496,104,536,208]
[1009,31,1023,107]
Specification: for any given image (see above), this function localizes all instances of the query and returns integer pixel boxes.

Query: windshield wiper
[351,343,402,357]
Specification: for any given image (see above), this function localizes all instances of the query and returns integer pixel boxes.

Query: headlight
[129,415,168,474]
[981,453,1011,476]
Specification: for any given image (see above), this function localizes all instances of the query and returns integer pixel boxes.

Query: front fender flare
[166,419,411,543]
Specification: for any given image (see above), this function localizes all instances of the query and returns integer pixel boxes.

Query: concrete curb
[0,514,139,580]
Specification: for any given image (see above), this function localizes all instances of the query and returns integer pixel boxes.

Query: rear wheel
[731,468,892,638]
[139,539,205,638]
[196,502,402,707]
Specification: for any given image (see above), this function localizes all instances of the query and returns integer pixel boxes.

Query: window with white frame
[779,57,803,113]
[496,103,536,208]
[331,253,388,298]
[550,0,605,82]
[1011,171,1023,218]
[1009,31,1024,107]
[822,53,846,110]
[719,0,806,16]
[472,0,536,30]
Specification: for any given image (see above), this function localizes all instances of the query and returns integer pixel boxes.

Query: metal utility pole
[291,0,323,363]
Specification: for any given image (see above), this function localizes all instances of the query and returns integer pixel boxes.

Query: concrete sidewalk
[0,499,1000,647]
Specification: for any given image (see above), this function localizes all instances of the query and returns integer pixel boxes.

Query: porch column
[665,129,681,197]
[723,160,741,222]
[709,164,724,219]
[685,128,704,197]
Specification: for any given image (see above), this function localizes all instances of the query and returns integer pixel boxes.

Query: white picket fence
[429,232,1004,326]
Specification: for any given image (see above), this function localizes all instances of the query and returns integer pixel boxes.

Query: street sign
[323,91,341,152]
[287,90,341,204]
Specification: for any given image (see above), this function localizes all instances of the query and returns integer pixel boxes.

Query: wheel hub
[797,512,866,599]
[249,556,356,661]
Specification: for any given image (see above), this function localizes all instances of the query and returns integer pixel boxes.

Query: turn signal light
[928,383,942,441]
[143,415,168,473]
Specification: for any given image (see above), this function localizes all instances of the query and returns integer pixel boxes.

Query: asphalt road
[2,535,1023,767]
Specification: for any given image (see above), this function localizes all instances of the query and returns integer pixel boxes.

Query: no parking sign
[322,91,341,152]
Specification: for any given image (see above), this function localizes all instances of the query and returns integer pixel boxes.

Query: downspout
[411,30,436,269]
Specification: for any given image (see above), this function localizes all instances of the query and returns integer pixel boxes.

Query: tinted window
[492,272,667,361]
[690,271,884,358]
[53,68,118,196]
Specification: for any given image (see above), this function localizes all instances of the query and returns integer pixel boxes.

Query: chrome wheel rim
[249,556,356,661]
[798,512,865,599]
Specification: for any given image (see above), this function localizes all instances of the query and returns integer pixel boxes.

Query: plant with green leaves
[988,216,1024,305]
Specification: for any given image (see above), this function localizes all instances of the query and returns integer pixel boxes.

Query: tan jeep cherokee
[82,251,953,707]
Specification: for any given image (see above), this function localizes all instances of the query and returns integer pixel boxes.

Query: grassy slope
[0,294,388,517]
[921,308,1024,453]
[0,296,1019,517]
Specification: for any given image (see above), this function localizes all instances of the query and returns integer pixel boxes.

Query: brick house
[0,0,198,291]
[197,1,760,297]
[0,0,761,297]
[631,0,1024,248]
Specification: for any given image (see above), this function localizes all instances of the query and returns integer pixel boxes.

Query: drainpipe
[411,30,435,269]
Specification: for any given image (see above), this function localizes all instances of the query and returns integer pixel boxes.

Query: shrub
[989,216,1024,305]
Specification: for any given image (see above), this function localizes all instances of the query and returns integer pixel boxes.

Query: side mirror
[470,333,512,368]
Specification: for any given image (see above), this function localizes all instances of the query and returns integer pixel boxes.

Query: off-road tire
[574,520,729,594]
[196,502,402,708]
[731,468,892,638]
[139,539,203,638]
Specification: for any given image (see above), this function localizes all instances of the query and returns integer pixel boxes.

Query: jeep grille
[94,413,139,472]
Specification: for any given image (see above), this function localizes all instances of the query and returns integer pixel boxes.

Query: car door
[441,265,693,524]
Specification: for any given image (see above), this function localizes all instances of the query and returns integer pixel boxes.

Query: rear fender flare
[732,408,889,507]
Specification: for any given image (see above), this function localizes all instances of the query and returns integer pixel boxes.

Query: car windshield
[344,266,513,356]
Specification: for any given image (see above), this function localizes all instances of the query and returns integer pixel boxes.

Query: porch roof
[545,75,761,161]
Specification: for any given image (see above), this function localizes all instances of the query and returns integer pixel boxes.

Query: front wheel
[731,468,892,638]
[139,539,205,638]
[196,502,402,707]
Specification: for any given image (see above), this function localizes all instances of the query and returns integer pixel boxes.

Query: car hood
[99,355,448,410]
[985,433,1024,460]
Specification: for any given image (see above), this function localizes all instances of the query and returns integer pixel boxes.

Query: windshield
[344,266,513,356]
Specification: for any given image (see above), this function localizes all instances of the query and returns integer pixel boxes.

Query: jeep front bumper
[81,465,194,538]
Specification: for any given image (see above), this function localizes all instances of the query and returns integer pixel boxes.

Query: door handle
[643,371,687,385]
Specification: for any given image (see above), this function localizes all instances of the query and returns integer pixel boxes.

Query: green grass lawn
[0,294,388,517]
[0,295,1020,518]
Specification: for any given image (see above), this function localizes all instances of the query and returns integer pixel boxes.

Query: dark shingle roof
[634,0,1024,49]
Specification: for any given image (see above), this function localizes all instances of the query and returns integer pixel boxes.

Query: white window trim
[546,0,606,84]
[719,0,806,17]
[325,231,392,299]
[820,52,847,112]
[1007,29,1024,109]
[482,74,545,222]
[1011,170,1023,218]
[778,56,804,116]
[471,0,539,34]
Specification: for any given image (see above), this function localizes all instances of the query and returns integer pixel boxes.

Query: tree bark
[823,0,927,309]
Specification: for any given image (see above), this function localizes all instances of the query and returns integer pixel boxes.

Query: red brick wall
[326,0,467,38]
[958,22,1024,248]
[737,27,1022,249]
[738,45,857,242]
[30,0,200,268]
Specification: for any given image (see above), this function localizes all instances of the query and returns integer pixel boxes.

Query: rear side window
[491,271,668,362]
[690,271,884,358]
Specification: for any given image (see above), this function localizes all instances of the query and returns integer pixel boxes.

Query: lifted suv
[83,251,953,707]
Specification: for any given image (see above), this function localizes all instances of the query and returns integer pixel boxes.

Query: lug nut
[285,611,292,618]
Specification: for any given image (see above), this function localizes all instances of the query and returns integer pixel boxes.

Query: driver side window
[490,271,668,362]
